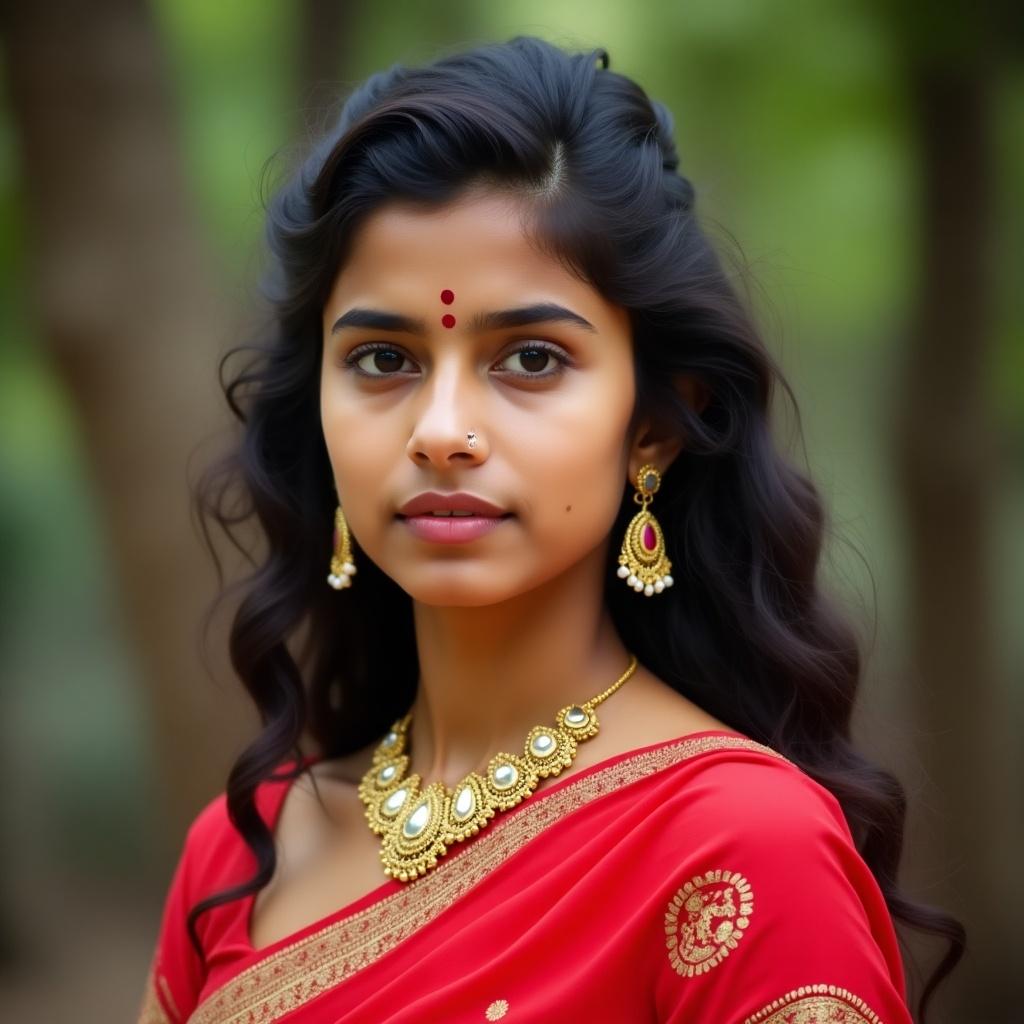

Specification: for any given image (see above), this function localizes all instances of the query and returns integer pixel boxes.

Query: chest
[248,780,395,951]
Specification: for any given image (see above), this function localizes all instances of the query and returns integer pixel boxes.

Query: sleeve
[135,797,222,1024]
[651,758,914,1024]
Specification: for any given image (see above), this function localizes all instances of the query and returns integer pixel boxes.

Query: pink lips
[400,514,510,544]
[397,490,509,518]
[395,490,512,544]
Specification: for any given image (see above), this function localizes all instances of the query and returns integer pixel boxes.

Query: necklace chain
[357,654,639,881]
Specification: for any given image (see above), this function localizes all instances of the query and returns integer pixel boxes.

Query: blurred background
[0,1,1020,1020]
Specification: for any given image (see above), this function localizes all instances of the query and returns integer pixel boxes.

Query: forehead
[326,191,626,332]
[347,190,535,259]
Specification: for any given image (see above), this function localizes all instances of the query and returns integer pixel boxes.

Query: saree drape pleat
[137,730,914,1024]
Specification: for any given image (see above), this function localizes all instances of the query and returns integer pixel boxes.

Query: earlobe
[628,423,686,484]
[627,374,709,481]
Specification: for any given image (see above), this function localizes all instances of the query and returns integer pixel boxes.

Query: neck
[406,546,635,789]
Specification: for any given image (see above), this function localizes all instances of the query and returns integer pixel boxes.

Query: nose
[405,356,487,467]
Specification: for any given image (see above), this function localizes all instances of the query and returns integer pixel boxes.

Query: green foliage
[151,0,297,272]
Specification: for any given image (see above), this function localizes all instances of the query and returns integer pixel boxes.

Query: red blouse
[137,730,913,1023]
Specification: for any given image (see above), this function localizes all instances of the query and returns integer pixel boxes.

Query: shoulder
[659,740,853,846]
[648,746,913,1023]
[639,740,869,907]
[185,790,229,847]
[139,760,312,1023]
[178,758,313,886]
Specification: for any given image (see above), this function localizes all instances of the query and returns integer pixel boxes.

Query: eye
[340,340,572,380]
[494,341,571,379]
[343,343,416,378]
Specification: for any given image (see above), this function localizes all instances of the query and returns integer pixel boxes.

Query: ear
[626,373,710,484]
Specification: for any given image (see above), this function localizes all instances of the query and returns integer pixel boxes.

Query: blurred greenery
[150,0,296,272]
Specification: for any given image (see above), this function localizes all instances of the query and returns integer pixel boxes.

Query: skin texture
[319,188,714,792]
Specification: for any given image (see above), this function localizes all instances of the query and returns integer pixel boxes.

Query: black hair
[189,34,964,1021]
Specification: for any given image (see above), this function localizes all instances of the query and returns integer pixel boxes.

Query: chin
[396,568,527,608]
[405,584,516,608]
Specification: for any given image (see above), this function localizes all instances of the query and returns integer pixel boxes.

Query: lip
[396,491,513,545]
[396,491,510,517]
[399,514,510,544]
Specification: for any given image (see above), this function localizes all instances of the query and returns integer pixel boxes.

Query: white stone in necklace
[357,654,638,881]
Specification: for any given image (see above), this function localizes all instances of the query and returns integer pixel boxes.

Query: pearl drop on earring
[328,505,358,589]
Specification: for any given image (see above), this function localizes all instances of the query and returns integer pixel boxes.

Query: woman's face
[320,190,639,607]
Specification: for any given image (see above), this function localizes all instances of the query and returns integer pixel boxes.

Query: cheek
[533,452,626,547]
[515,400,631,545]
[320,401,389,518]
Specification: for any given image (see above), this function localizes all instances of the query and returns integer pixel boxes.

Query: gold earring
[616,464,674,596]
[327,505,357,589]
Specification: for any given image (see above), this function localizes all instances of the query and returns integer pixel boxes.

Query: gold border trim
[136,960,174,1024]
[190,733,783,1024]
[743,983,885,1024]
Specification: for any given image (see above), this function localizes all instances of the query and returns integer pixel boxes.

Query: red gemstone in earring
[642,523,656,551]
[441,313,456,328]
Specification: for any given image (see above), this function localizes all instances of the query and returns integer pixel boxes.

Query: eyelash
[341,340,572,381]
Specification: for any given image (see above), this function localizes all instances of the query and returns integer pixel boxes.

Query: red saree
[137,730,913,1023]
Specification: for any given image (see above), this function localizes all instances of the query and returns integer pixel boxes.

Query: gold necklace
[357,654,639,881]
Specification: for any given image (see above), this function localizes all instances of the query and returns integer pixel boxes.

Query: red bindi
[441,313,456,328]
[440,289,455,304]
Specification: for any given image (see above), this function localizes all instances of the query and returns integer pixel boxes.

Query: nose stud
[467,431,478,449]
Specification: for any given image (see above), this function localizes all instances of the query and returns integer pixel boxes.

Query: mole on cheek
[565,505,572,512]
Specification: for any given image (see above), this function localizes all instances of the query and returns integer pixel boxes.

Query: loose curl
[188,34,964,1021]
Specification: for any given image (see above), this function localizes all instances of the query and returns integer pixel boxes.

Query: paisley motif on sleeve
[664,867,754,977]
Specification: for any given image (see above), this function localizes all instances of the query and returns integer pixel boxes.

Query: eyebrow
[330,302,597,335]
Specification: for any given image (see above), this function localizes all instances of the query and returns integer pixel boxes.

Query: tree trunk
[892,44,1022,1023]
[1,0,253,856]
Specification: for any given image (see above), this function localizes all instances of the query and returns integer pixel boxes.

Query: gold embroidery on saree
[742,983,885,1023]
[190,734,783,1024]
[159,974,181,1021]
[664,867,753,976]
[485,997,510,1019]
[137,961,174,1024]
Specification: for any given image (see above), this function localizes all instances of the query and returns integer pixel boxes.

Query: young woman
[137,35,964,1024]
